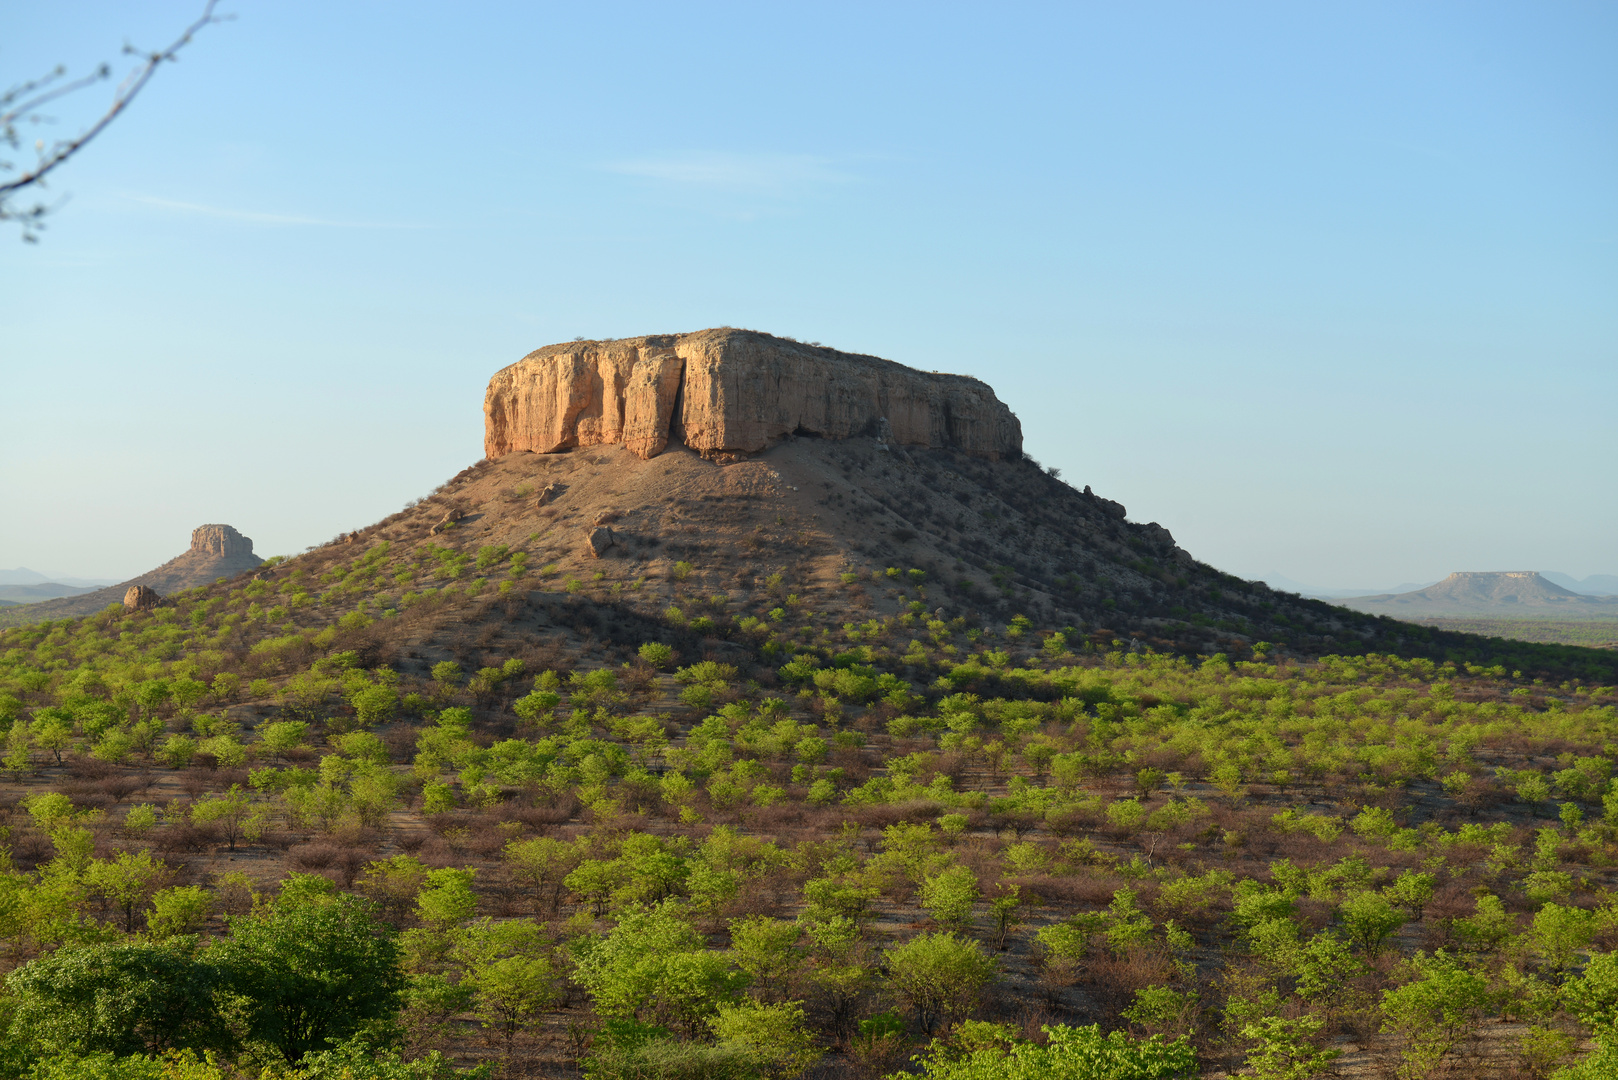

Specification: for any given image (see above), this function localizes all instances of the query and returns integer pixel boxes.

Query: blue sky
[3,1,1614,588]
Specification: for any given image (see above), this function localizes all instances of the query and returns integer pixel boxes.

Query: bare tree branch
[1,1,226,241]
[2,66,113,124]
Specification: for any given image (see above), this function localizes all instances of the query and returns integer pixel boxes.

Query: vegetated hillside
[1338,572,1618,618]
[2,445,1618,1079]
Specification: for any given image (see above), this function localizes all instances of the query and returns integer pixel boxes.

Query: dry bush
[330,824,384,849]
[1251,828,1343,862]
[723,875,794,922]
[154,823,221,854]
[460,826,515,860]
[291,841,369,886]
[1046,805,1102,836]
[743,802,810,832]
[494,801,574,830]
[989,808,1042,840]
[59,777,109,804]
[1137,746,1190,774]
[830,750,874,783]
[1291,897,1334,935]
[381,725,420,762]
[11,831,53,871]
[850,710,887,735]
[213,875,257,916]
[1021,871,1125,908]
[931,752,970,784]
[289,842,338,870]
[259,829,300,852]
[107,774,153,801]
[417,835,457,868]
[1460,777,1511,812]
[1077,945,1177,1024]
[620,661,657,694]
[843,800,942,830]
[956,846,1007,884]
[762,804,848,845]
[216,768,251,790]
[67,757,115,780]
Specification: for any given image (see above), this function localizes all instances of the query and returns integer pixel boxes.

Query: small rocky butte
[484,328,1023,462]
[3,524,263,623]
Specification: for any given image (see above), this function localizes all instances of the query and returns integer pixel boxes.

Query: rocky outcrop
[484,329,1023,463]
[586,526,617,558]
[428,508,465,536]
[123,585,160,611]
[1082,486,1127,521]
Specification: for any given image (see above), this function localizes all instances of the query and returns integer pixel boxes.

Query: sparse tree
[190,784,256,851]
[84,849,170,933]
[885,931,995,1035]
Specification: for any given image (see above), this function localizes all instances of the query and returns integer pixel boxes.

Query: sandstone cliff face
[484,329,1022,462]
[191,524,255,559]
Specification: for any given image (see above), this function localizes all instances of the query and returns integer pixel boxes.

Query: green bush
[884,931,995,1035]
[211,876,406,1062]
[639,642,675,669]
[900,1023,1196,1079]
[6,941,236,1058]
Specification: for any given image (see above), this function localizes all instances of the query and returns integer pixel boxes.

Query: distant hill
[1260,573,1437,600]
[1542,572,1618,597]
[0,583,104,604]
[1335,572,1618,617]
[0,525,264,625]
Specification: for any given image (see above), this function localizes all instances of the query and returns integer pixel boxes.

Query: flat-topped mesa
[190,524,255,559]
[483,328,1023,462]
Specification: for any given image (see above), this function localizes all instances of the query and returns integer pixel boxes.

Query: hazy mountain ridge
[0,583,105,604]
[0,568,120,589]
[1542,572,1618,596]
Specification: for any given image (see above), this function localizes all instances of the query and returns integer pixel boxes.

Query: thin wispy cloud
[124,194,428,229]
[602,152,856,195]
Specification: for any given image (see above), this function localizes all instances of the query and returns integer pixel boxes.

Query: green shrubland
[0,533,1614,1077]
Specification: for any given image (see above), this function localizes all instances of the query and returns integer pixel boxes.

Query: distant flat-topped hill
[0,525,263,625]
[1335,571,1618,617]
